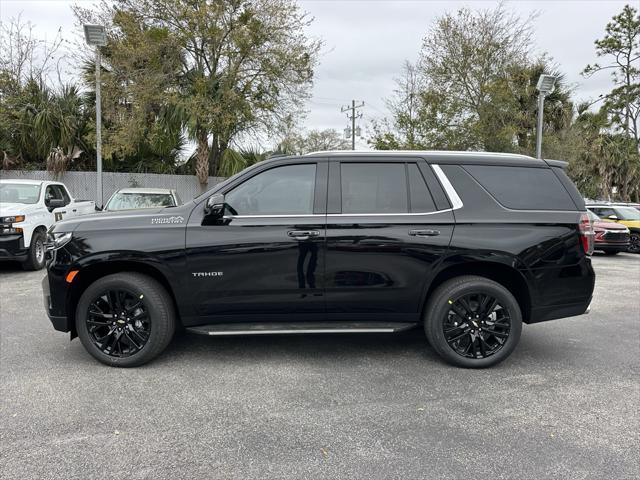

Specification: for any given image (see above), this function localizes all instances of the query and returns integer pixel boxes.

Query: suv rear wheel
[424,276,522,368]
[76,273,176,367]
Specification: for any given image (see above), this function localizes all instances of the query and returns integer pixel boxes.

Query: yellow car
[587,205,640,253]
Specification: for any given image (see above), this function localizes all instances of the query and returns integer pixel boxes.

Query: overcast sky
[0,0,630,149]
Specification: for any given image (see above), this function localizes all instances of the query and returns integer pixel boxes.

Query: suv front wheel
[76,272,176,367]
[424,276,522,368]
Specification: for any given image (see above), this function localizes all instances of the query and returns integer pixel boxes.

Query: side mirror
[46,198,65,211]
[607,214,618,221]
[204,193,226,219]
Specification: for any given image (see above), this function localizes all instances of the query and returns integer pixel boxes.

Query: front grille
[602,231,630,242]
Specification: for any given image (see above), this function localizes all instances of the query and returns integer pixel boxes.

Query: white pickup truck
[0,179,95,270]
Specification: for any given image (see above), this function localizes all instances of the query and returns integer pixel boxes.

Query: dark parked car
[587,210,630,255]
[43,151,595,368]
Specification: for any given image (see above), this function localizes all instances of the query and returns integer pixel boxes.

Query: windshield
[587,210,600,222]
[105,192,175,211]
[615,207,640,220]
[0,183,41,204]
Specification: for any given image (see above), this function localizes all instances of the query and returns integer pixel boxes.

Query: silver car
[103,188,181,211]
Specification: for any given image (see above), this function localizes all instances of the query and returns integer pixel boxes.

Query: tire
[424,275,522,368]
[22,230,46,271]
[629,233,640,254]
[75,273,176,367]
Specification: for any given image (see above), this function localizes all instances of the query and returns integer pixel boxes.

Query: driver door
[185,161,327,324]
[45,185,70,221]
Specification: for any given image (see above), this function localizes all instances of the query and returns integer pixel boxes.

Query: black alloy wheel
[424,275,522,368]
[76,272,176,367]
[443,293,511,359]
[86,289,150,357]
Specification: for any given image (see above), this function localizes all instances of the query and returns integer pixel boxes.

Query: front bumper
[0,234,27,262]
[42,273,71,332]
[594,242,629,252]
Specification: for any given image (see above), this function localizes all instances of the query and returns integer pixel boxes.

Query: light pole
[83,24,107,207]
[535,74,557,159]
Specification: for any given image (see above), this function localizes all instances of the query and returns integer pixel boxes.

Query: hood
[619,220,640,229]
[52,204,192,233]
[0,202,41,216]
[592,220,628,231]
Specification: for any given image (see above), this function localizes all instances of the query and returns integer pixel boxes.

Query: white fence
[0,170,226,204]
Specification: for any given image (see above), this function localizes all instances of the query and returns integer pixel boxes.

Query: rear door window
[340,163,408,214]
[464,165,576,210]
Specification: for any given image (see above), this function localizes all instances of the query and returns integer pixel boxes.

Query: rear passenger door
[324,157,455,322]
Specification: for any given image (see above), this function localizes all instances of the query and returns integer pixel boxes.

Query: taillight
[579,212,594,255]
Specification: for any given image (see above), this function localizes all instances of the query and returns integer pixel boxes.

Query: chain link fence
[0,170,226,204]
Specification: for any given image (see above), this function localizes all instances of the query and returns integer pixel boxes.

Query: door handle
[409,229,440,237]
[287,230,320,240]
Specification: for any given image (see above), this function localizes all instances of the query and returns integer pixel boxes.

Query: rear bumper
[529,297,592,323]
[526,256,595,324]
[0,234,27,262]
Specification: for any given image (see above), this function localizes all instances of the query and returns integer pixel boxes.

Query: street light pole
[95,47,102,207]
[535,92,545,160]
[83,24,107,207]
[535,74,557,160]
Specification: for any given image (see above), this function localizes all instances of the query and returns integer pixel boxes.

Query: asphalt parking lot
[1,254,639,480]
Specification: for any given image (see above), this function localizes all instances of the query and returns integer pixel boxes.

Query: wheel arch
[25,224,47,246]
[66,260,181,336]
[423,260,532,323]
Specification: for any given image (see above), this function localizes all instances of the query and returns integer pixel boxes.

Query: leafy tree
[74,0,321,184]
[279,128,350,155]
[0,16,83,171]
[370,5,571,153]
[582,4,640,144]
[368,6,572,156]
[417,3,535,149]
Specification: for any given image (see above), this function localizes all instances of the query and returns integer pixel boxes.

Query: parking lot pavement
[0,254,638,480]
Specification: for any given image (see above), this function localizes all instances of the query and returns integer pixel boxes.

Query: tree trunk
[195,130,210,186]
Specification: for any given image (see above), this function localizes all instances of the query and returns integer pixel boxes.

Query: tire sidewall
[426,277,522,368]
[629,233,640,253]
[75,274,173,367]
[23,231,46,270]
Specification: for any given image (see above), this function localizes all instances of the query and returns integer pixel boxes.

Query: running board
[186,321,418,336]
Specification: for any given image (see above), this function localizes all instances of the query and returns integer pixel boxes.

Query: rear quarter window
[463,165,577,211]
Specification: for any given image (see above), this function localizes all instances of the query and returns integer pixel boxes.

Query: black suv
[43,151,595,368]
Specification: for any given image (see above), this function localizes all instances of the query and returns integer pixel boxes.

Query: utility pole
[341,100,364,150]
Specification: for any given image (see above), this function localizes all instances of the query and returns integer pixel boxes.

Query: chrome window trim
[222,164,465,219]
[431,164,463,210]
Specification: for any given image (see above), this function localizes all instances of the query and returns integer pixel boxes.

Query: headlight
[1,215,25,223]
[47,232,73,250]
